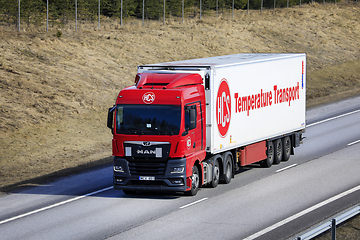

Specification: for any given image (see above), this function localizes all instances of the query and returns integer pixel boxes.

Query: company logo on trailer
[142,92,155,104]
[216,79,231,138]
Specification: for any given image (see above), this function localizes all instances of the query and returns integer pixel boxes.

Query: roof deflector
[135,73,203,89]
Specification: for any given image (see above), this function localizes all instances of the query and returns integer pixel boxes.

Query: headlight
[171,167,184,173]
[114,165,124,172]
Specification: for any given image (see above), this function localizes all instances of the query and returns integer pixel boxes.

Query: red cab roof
[135,72,203,89]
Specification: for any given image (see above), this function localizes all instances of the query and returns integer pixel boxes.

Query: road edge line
[180,198,208,209]
[0,186,113,225]
[307,109,360,127]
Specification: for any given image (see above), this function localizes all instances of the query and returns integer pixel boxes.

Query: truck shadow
[100,189,185,199]
[2,161,262,200]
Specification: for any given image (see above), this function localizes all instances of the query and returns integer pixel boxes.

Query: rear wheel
[282,136,291,161]
[186,165,200,196]
[273,139,283,164]
[210,159,220,188]
[261,141,274,168]
[221,154,232,184]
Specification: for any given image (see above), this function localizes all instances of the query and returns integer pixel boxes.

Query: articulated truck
[107,54,306,196]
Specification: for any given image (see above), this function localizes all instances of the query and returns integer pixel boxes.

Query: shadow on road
[2,160,258,201]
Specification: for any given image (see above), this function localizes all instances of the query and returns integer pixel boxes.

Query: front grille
[128,162,166,176]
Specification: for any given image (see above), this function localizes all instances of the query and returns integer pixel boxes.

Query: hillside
[0,2,360,190]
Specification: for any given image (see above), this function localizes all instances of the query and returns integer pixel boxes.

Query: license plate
[139,176,155,181]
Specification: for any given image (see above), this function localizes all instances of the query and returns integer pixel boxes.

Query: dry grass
[0,2,360,190]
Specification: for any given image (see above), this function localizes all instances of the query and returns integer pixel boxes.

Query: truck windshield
[116,104,181,135]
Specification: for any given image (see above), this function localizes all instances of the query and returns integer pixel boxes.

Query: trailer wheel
[261,141,274,168]
[282,136,291,161]
[210,159,220,188]
[221,155,232,184]
[186,165,200,196]
[273,139,283,164]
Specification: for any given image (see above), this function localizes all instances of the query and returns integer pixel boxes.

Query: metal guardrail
[293,204,360,240]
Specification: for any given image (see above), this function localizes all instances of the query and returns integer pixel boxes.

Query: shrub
[56,30,62,38]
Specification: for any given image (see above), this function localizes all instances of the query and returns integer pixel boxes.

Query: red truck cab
[108,72,206,195]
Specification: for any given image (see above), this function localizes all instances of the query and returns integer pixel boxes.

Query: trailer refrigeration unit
[107,53,306,196]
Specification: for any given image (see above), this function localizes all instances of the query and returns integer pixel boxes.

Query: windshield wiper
[120,128,175,135]
[121,128,142,135]
[130,130,144,135]
[159,131,174,136]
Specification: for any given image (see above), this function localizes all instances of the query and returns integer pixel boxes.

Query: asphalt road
[1,96,360,240]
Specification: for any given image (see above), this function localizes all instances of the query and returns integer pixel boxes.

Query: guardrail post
[331,218,336,240]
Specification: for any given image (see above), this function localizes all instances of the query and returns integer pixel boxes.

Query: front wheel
[186,165,200,196]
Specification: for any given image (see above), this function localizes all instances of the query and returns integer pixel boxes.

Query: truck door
[184,102,203,154]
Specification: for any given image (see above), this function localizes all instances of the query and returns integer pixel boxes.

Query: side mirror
[182,130,188,136]
[107,106,115,130]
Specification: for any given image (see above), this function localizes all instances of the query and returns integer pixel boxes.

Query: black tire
[210,159,220,188]
[273,139,283,165]
[220,154,232,184]
[282,136,291,161]
[261,141,274,168]
[185,165,200,196]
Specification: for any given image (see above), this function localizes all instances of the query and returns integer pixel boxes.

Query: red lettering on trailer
[234,88,272,116]
[274,82,300,106]
[216,79,231,138]
[234,82,300,116]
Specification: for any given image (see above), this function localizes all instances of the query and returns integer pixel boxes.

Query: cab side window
[185,105,197,131]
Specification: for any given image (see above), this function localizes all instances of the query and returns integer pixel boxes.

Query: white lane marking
[0,186,113,225]
[307,109,360,128]
[243,184,360,240]
[348,139,360,146]
[180,198,208,209]
[276,164,297,173]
